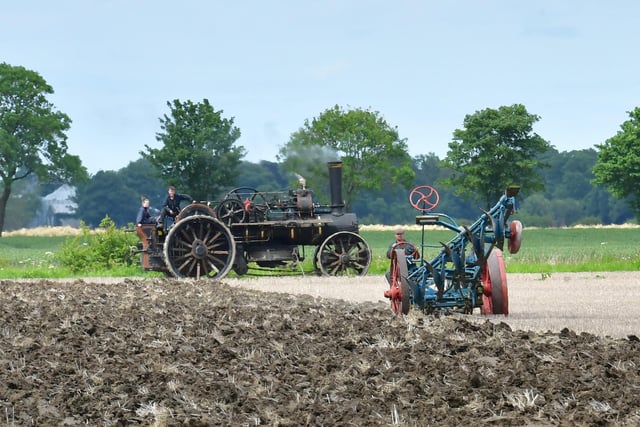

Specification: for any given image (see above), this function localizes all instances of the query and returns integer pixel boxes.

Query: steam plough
[384,185,523,316]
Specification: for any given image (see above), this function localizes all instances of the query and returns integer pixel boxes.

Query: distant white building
[32,184,79,227]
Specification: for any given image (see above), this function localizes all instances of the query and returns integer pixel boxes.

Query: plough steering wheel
[410,186,440,211]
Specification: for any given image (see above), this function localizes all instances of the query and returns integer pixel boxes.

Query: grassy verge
[498,227,640,274]
[0,226,638,278]
[0,236,66,278]
[362,227,640,274]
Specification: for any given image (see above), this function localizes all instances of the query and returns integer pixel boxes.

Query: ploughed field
[1,273,639,426]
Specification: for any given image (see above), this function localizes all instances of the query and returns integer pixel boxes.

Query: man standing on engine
[158,186,193,229]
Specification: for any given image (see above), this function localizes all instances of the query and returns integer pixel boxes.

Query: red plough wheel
[384,248,411,315]
[480,249,509,316]
[508,220,523,254]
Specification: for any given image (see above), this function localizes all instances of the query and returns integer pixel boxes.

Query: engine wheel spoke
[163,215,236,280]
[316,231,371,277]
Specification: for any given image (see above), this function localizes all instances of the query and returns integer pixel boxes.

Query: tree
[5,173,42,230]
[141,99,246,201]
[413,153,444,188]
[0,62,87,236]
[277,140,339,204]
[593,108,640,221]
[278,105,415,210]
[118,158,166,208]
[75,158,166,227]
[442,104,552,208]
[76,171,130,227]
[235,160,288,192]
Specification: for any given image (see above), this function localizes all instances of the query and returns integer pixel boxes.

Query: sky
[2,1,639,175]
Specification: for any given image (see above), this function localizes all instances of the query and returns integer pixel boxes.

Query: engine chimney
[327,161,344,213]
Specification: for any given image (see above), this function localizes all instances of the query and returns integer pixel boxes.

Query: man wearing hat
[385,227,419,284]
[386,227,419,259]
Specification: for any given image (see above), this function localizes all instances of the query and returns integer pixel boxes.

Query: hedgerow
[57,217,138,272]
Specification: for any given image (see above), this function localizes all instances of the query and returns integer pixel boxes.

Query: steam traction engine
[384,185,523,316]
[135,162,372,280]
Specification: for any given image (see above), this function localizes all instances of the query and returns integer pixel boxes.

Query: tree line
[0,62,638,235]
[7,147,630,231]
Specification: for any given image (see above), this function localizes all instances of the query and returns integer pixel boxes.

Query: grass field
[0,225,638,278]
[0,236,66,272]
[363,225,640,274]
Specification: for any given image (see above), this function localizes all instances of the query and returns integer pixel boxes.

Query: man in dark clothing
[385,227,419,284]
[159,186,193,228]
[386,228,419,259]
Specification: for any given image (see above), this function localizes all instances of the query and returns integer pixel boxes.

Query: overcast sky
[3,1,639,174]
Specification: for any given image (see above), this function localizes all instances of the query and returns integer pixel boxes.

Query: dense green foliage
[25,146,635,231]
[0,62,88,235]
[53,147,637,230]
[56,217,139,272]
[278,105,415,210]
[4,174,42,230]
[141,99,246,201]
[235,160,289,192]
[520,148,631,227]
[593,107,640,221]
[442,104,552,208]
[75,158,165,227]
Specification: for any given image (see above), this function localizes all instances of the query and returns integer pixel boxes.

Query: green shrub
[57,216,139,272]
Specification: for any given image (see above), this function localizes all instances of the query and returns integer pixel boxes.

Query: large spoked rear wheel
[480,248,509,315]
[314,231,371,276]
[163,215,236,280]
[386,248,411,315]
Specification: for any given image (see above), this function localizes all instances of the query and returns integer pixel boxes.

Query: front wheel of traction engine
[163,214,236,280]
[313,231,372,276]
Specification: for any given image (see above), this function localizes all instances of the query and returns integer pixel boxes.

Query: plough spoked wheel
[387,248,411,315]
[175,203,216,221]
[508,220,523,254]
[314,231,371,276]
[163,214,236,280]
[481,248,509,315]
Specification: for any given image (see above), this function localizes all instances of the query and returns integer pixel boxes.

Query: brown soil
[1,275,639,426]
